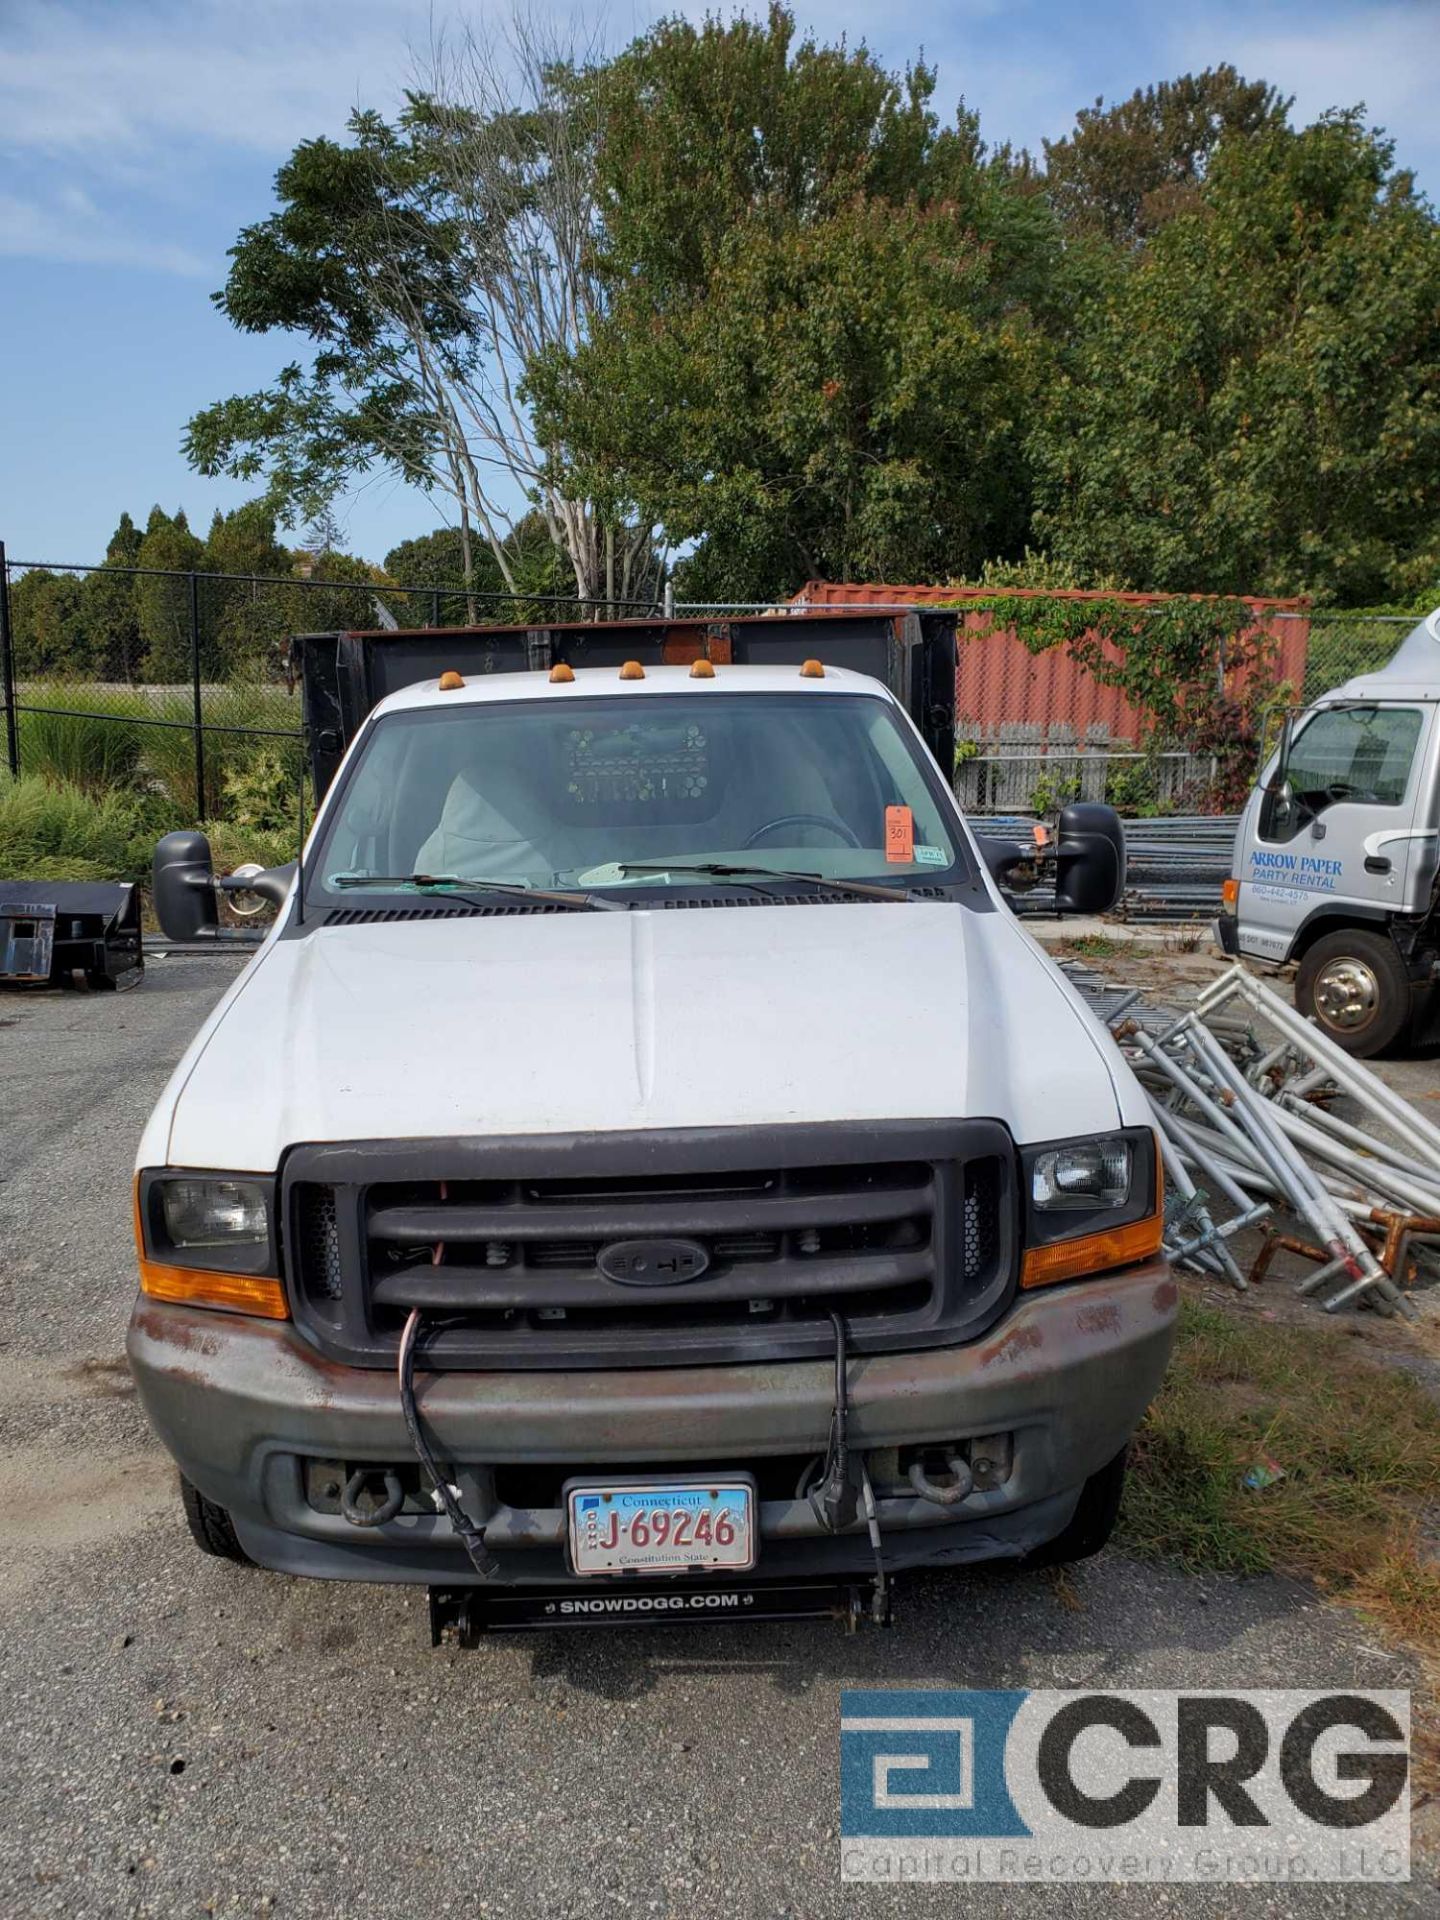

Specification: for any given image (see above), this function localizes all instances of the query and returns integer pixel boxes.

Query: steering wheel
[743,813,862,850]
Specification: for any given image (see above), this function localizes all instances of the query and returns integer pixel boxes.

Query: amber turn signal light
[138,1260,289,1320]
[437,670,465,691]
[1020,1210,1164,1290]
[1221,877,1239,909]
[619,660,646,680]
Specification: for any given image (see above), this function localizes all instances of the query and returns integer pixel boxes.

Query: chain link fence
[1,547,1429,891]
[0,540,659,884]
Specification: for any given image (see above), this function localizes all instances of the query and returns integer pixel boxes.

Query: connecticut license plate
[565,1479,756,1577]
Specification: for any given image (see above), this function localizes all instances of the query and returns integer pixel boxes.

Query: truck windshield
[1261,703,1423,843]
[310,691,967,902]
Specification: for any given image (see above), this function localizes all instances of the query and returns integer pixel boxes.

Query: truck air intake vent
[282,1122,1017,1372]
[321,903,571,924]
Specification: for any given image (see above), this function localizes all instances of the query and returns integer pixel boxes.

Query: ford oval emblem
[597,1237,711,1286]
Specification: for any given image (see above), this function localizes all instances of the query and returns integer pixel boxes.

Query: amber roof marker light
[437,670,465,691]
[799,659,825,679]
[549,662,575,683]
[619,660,646,680]
[690,658,716,679]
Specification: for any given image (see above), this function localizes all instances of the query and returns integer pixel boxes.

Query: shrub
[0,774,154,882]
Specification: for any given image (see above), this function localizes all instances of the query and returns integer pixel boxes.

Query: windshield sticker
[1248,850,1344,893]
[885,805,914,863]
[915,844,947,866]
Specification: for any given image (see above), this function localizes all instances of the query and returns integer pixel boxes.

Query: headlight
[136,1171,285,1319]
[1019,1129,1161,1288]
[161,1177,269,1248]
[1032,1139,1132,1210]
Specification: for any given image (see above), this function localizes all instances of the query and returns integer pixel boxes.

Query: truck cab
[128,614,1173,1632]
[1220,608,1440,1056]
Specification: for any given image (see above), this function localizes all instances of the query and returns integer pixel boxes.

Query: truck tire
[1295,929,1411,1058]
[1020,1447,1127,1570]
[179,1475,253,1565]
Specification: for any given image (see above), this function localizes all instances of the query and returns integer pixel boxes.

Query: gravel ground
[0,954,1433,1919]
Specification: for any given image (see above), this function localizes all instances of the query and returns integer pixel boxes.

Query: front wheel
[1294,928,1411,1058]
[179,1476,253,1564]
[1019,1447,1127,1570]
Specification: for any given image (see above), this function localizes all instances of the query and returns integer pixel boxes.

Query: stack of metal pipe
[1065,961,1439,1317]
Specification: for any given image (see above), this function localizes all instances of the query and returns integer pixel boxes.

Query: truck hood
[155,903,1137,1169]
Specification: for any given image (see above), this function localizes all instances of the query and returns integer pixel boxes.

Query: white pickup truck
[129,612,1173,1637]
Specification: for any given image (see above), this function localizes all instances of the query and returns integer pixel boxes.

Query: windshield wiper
[609,861,916,902]
[328,873,623,912]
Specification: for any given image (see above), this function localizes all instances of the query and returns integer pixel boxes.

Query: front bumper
[127,1263,1177,1584]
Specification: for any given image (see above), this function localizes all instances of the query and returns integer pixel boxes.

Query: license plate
[565,1479,756,1577]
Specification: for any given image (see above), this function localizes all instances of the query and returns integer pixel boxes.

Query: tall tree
[529,9,1061,598]
[1030,112,1440,604]
[78,512,144,680]
[9,569,86,677]
[135,508,205,681]
[1042,66,1291,245]
[183,14,654,605]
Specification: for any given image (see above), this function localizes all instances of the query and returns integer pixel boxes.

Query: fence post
[0,541,17,777]
[189,571,207,821]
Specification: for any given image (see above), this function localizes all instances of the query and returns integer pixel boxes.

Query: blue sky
[2,0,1437,571]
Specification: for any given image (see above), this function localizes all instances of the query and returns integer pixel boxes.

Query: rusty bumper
[127,1264,1177,1584]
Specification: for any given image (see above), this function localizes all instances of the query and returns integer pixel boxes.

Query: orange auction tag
[885,804,914,863]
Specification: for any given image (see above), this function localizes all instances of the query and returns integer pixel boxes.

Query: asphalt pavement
[0,956,1431,1918]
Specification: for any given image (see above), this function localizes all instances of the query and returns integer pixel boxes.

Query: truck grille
[283,1122,1016,1370]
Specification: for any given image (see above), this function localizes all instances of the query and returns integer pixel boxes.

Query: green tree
[200,502,293,675]
[383,526,505,624]
[1030,112,1440,604]
[530,10,1060,598]
[135,507,205,681]
[580,4,940,299]
[9,569,87,677]
[1042,67,1291,246]
[78,512,144,680]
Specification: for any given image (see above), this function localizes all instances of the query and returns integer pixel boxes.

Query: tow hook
[341,1467,405,1527]
[908,1452,975,1506]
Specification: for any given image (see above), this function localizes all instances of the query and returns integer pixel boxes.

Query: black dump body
[293,610,957,801]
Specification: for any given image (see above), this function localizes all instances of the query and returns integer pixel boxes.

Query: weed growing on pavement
[1123,1297,1440,1661]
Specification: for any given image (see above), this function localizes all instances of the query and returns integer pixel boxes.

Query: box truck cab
[1220,608,1440,1057]
[128,613,1173,1634]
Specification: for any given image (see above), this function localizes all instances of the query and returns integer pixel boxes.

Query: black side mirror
[974,833,1034,886]
[153,830,219,941]
[1054,802,1126,915]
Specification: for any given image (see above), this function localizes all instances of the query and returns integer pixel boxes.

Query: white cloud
[0,190,209,274]
[0,0,433,159]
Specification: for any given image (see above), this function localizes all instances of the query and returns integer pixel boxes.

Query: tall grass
[0,774,153,882]
[5,680,306,883]
[14,680,303,812]
[132,684,303,818]
[17,686,146,792]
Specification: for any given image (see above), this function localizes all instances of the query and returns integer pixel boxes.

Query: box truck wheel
[1295,929,1411,1058]
[1020,1447,1127,1569]
[179,1476,253,1564]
